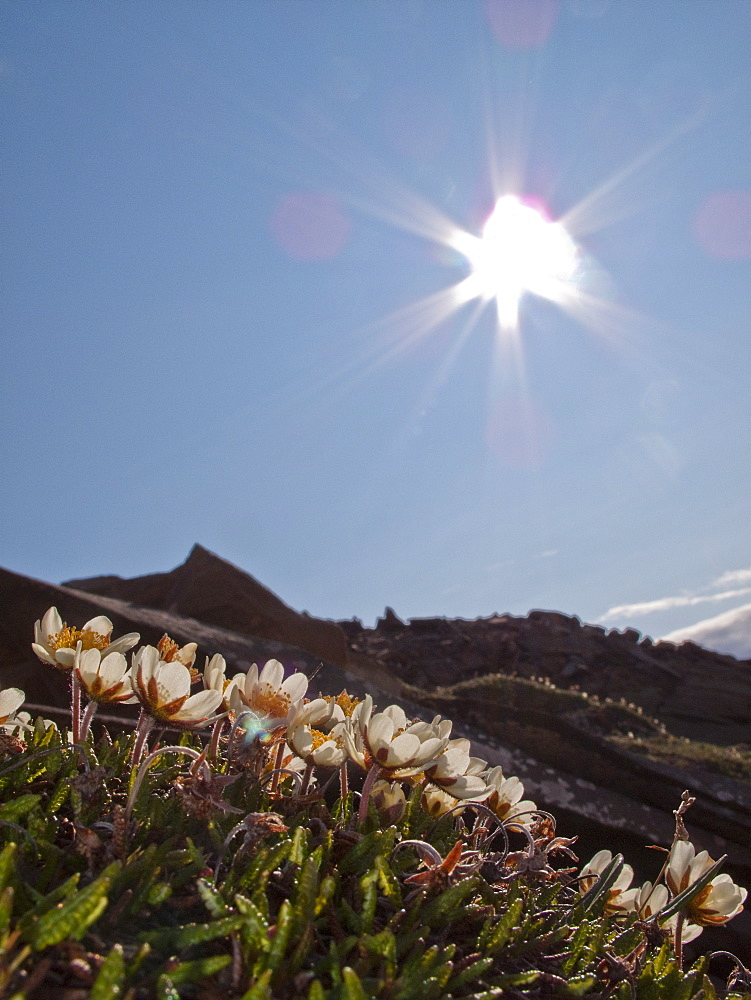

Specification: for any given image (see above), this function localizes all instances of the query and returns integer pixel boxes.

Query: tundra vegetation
[0,607,747,998]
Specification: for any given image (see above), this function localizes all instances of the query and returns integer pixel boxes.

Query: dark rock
[65,544,348,669]
[0,565,350,713]
[377,607,405,631]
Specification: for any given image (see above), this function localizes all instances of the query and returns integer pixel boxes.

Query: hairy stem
[130,711,155,769]
[358,763,382,825]
[70,670,82,745]
[209,716,225,762]
[79,700,98,743]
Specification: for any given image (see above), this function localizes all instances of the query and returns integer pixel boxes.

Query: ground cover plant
[0,608,747,998]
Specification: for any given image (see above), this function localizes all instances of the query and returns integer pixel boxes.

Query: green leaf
[197,876,229,918]
[156,974,180,1000]
[266,899,294,970]
[141,913,243,950]
[146,882,172,906]
[361,928,397,979]
[562,917,591,975]
[89,943,126,1000]
[563,975,598,996]
[241,969,273,1000]
[0,843,16,891]
[0,886,14,938]
[375,854,401,906]
[0,795,41,824]
[483,895,524,954]
[358,869,378,934]
[295,854,321,923]
[342,967,367,1000]
[338,826,398,876]
[421,875,480,927]
[307,980,326,1000]
[46,778,70,814]
[290,825,309,866]
[30,863,120,950]
[314,875,336,917]
[447,954,494,989]
[163,954,232,985]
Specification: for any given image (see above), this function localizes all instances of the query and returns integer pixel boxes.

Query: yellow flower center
[48,626,109,652]
[157,634,180,661]
[326,691,361,717]
[252,684,291,720]
[310,729,329,750]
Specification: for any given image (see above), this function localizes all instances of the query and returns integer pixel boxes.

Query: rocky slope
[1,546,749,959]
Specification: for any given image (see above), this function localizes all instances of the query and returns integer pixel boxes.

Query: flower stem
[131,711,155,769]
[358,764,382,825]
[300,762,314,796]
[339,761,349,802]
[70,670,82,745]
[79,700,98,742]
[674,912,685,970]
[269,740,286,794]
[209,716,225,762]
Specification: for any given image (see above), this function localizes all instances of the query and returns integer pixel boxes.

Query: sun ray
[561,105,710,239]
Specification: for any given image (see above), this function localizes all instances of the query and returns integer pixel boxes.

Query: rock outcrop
[65,543,348,669]
[341,608,751,745]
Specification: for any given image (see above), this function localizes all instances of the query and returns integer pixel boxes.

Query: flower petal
[83,616,114,636]
[106,632,140,656]
[41,607,63,640]
[31,643,56,665]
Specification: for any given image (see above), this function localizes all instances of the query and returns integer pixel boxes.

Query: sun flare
[453,195,579,330]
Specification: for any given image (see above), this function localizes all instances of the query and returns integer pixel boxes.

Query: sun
[453,195,579,330]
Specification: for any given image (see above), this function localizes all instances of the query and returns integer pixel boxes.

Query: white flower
[156,634,198,671]
[421,785,465,819]
[0,687,25,729]
[634,880,669,919]
[32,607,139,669]
[483,766,538,830]
[132,645,223,729]
[343,697,450,778]
[202,654,235,710]
[634,881,703,943]
[579,850,637,915]
[76,648,137,705]
[371,780,407,823]
[287,721,347,768]
[667,841,747,927]
[227,659,307,729]
[424,739,490,801]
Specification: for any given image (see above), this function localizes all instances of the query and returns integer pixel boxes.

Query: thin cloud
[662,603,751,659]
[711,567,751,588]
[599,581,751,621]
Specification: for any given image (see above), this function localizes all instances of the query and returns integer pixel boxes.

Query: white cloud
[711,567,751,588]
[598,566,751,621]
[661,603,751,659]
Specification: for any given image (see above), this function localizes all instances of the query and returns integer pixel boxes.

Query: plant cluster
[0,607,747,998]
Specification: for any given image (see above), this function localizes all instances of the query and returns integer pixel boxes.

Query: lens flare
[235,709,276,747]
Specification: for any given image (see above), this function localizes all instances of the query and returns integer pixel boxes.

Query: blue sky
[2,0,749,643]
